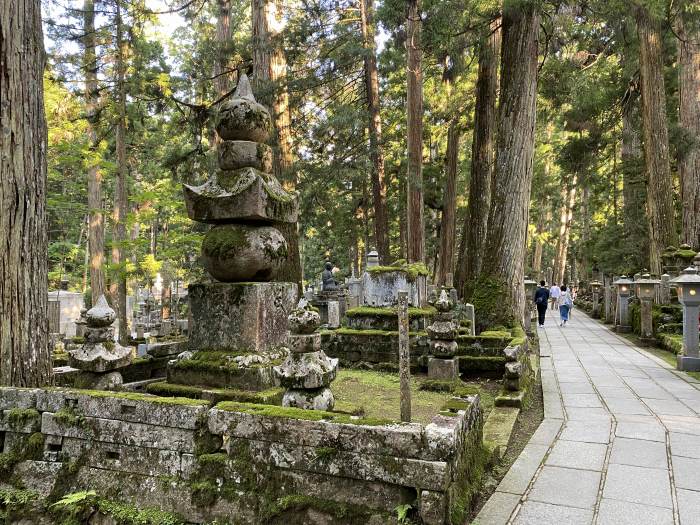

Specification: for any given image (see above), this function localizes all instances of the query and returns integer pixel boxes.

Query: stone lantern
[590,280,602,318]
[523,277,537,333]
[671,267,700,371]
[636,273,660,345]
[613,275,633,332]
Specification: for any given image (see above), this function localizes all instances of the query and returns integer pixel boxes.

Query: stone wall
[0,387,484,524]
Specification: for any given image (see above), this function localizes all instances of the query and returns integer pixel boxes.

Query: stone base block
[282,387,335,411]
[74,371,124,390]
[167,364,277,391]
[677,355,700,372]
[274,351,338,389]
[616,325,632,333]
[639,337,656,347]
[428,358,459,380]
[188,282,297,353]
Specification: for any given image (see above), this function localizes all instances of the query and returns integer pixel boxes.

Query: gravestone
[426,290,459,381]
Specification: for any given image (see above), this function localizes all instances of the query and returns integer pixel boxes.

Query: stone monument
[67,295,132,389]
[274,299,338,410]
[171,74,298,390]
[426,290,459,380]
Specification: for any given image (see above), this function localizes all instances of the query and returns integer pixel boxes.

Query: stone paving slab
[512,501,593,525]
[527,466,601,509]
[545,440,606,471]
[475,312,700,524]
[608,437,668,469]
[597,498,674,525]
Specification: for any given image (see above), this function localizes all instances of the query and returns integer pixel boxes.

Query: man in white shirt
[549,283,561,310]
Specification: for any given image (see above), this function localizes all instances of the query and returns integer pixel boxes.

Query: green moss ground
[345,306,437,318]
[331,370,495,424]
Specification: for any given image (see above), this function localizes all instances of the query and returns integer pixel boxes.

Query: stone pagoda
[169,74,298,391]
[426,289,460,380]
[274,298,338,410]
[67,295,132,389]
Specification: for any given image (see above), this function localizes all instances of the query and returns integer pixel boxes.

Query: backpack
[565,293,574,308]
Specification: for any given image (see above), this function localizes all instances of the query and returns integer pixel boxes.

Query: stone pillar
[604,283,613,324]
[398,291,412,422]
[327,300,340,328]
[592,291,599,318]
[465,303,475,335]
[660,274,671,305]
[640,299,654,345]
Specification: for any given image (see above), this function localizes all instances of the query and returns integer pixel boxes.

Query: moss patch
[345,306,437,318]
[332,370,477,424]
[201,225,249,258]
[365,261,430,282]
[215,400,393,426]
[6,408,39,429]
[47,387,209,407]
[262,494,374,523]
[467,277,516,332]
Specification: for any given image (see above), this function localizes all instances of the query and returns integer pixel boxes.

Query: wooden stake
[398,291,411,422]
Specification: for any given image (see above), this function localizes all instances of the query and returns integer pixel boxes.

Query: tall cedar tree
[252,0,301,286]
[0,0,52,385]
[678,2,700,250]
[476,0,539,328]
[456,18,501,294]
[84,0,106,304]
[360,0,390,262]
[635,4,677,273]
[406,0,424,263]
[110,0,129,343]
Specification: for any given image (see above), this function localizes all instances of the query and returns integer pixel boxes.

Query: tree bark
[83,0,105,304]
[552,175,577,284]
[405,0,424,263]
[111,0,129,343]
[477,0,539,327]
[0,0,52,386]
[621,81,648,270]
[214,0,233,97]
[678,6,700,250]
[251,0,302,286]
[436,121,459,286]
[455,18,501,295]
[636,5,677,273]
[360,0,390,262]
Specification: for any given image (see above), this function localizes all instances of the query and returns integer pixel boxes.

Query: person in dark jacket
[533,280,550,328]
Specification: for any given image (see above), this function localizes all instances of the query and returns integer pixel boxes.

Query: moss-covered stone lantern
[671,267,700,371]
[636,273,660,345]
[613,275,633,333]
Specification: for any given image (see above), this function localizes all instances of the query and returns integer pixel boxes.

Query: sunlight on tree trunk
[0,0,52,386]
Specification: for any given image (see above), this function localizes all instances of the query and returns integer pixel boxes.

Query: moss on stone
[345,306,437,318]
[262,494,372,522]
[6,408,39,429]
[215,401,393,426]
[202,226,249,258]
[365,261,430,282]
[146,382,204,399]
[335,327,427,337]
[48,387,209,407]
[54,406,85,428]
[459,355,506,372]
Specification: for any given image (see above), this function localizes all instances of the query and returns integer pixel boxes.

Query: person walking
[533,280,550,328]
[558,285,574,327]
[549,282,561,310]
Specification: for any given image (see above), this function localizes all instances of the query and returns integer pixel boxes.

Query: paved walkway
[475,311,700,525]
